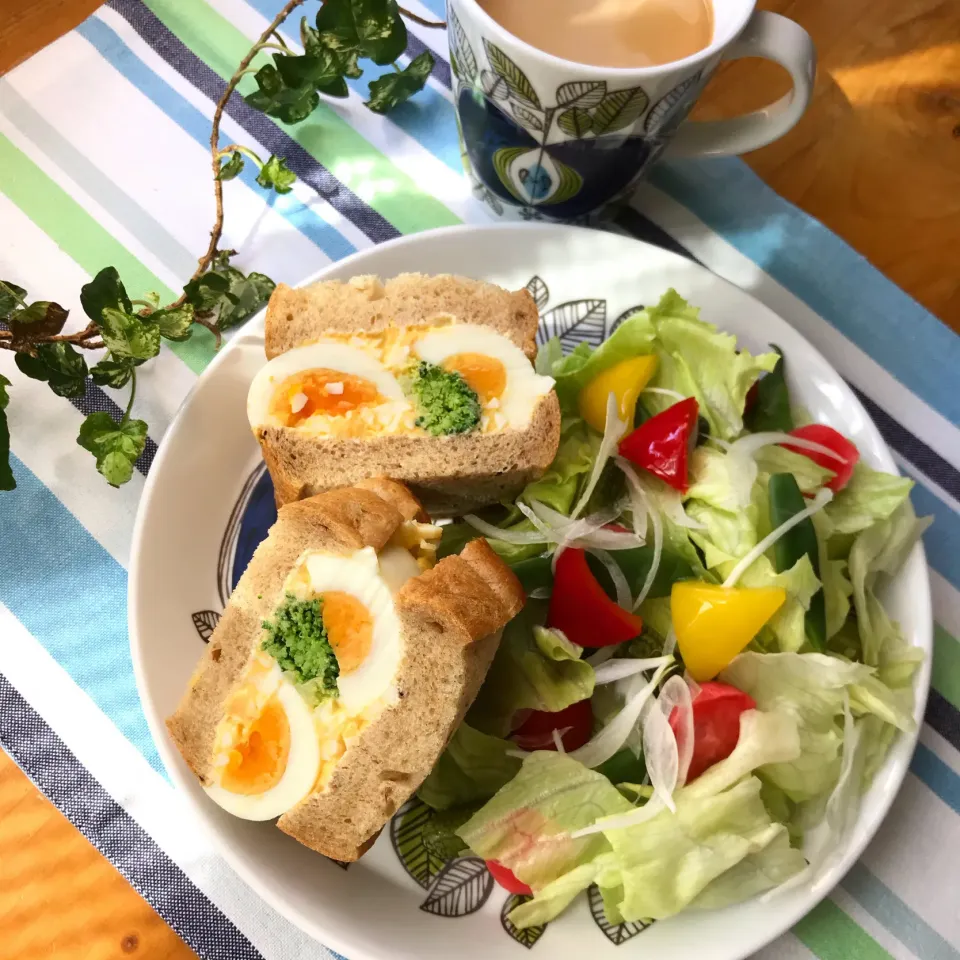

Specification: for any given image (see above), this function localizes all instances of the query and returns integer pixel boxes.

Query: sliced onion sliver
[527,586,551,600]
[568,660,673,769]
[616,458,663,610]
[593,655,674,685]
[658,675,694,788]
[643,387,687,402]
[586,646,617,667]
[589,548,632,610]
[552,728,567,753]
[571,795,667,838]
[642,697,679,812]
[463,514,548,545]
[722,487,833,588]
[728,430,849,464]
[571,392,627,521]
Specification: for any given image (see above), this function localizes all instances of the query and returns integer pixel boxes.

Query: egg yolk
[220,696,290,795]
[442,353,507,404]
[322,591,373,675]
[271,369,383,426]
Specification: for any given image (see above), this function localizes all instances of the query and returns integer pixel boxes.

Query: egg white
[304,546,402,714]
[204,664,321,821]
[412,324,554,430]
[247,342,406,429]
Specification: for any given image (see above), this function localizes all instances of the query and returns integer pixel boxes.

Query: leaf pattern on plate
[588,884,653,945]
[525,275,550,310]
[449,7,478,81]
[191,609,221,642]
[483,40,542,108]
[556,80,607,110]
[391,798,458,890]
[420,857,494,917]
[501,894,547,948]
[610,303,645,335]
[538,299,607,350]
[592,87,649,136]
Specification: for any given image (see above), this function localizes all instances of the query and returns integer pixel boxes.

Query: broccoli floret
[262,595,339,699]
[408,361,481,436]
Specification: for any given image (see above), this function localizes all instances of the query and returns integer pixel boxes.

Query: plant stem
[270,29,290,49]
[257,41,289,54]
[217,143,265,168]
[0,280,28,310]
[164,0,305,314]
[398,7,446,27]
[391,61,402,72]
[193,314,223,350]
[122,368,137,424]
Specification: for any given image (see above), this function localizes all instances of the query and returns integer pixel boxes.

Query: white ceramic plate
[129,224,931,960]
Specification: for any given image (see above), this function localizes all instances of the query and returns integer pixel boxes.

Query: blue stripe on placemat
[0,457,161,771]
[76,16,358,264]
[906,481,960,593]
[842,863,960,960]
[0,672,265,960]
[650,158,960,427]
[911,742,960,815]
[105,0,401,246]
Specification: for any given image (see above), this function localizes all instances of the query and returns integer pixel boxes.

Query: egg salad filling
[247,322,554,439]
[203,523,440,821]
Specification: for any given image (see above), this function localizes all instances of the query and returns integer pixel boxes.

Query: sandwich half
[247,273,561,514]
[167,478,524,861]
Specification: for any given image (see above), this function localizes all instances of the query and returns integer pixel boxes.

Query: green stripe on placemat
[143,0,462,236]
[794,900,895,960]
[933,625,960,711]
[0,134,214,374]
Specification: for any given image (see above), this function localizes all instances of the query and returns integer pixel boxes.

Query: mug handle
[668,11,816,157]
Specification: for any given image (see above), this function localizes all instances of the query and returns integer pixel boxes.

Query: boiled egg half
[412,325,554,430]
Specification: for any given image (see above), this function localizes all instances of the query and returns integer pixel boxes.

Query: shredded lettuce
[823,463,915,536]
[467,602,595,737]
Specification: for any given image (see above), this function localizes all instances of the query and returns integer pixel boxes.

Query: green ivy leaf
[91,357,135,389]
[0,281,27,322]
[80,267,132,324]
[183,253,276,331]
[315,0,407,67]
[244,62,320,124]
[0,374,14,492]
[365,52,435,114]
[217,151,245,181]
[276,47,350,97]
[77,411,147,487]
[15,343,89,398]
[7,301,70,340]
[152,303,195,342]
[256,154,297,194]
[99,307,161,361]
[302,18,361,78]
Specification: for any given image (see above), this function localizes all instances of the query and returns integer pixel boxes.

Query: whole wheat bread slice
[166,480,524,861]
[257,273,561,514]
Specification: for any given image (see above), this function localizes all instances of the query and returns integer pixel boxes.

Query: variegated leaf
[420,857,493,917]
[191,609,221,642]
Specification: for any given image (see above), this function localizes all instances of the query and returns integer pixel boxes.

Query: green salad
[419,290,930,929]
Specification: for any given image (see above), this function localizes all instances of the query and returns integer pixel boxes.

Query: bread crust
[257,390,561,515]
[166,485,524,861]
[265,273,540,359]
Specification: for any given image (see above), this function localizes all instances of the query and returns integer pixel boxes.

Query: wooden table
[0,1,957,958]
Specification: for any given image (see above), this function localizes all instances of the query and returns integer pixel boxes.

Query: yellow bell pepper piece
[671,582,786,682]
[578,355,658,433]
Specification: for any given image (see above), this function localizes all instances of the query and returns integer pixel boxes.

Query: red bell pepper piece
[547,548,644,648]
[669,681,756,782]
[511,699,593,752]
[781,424,859,492]
[486,859,532,895]
[618,397,699,493]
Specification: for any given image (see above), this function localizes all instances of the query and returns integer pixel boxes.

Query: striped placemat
[0,2,957,959]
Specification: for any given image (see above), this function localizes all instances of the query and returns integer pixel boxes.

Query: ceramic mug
[447,0,816,221]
